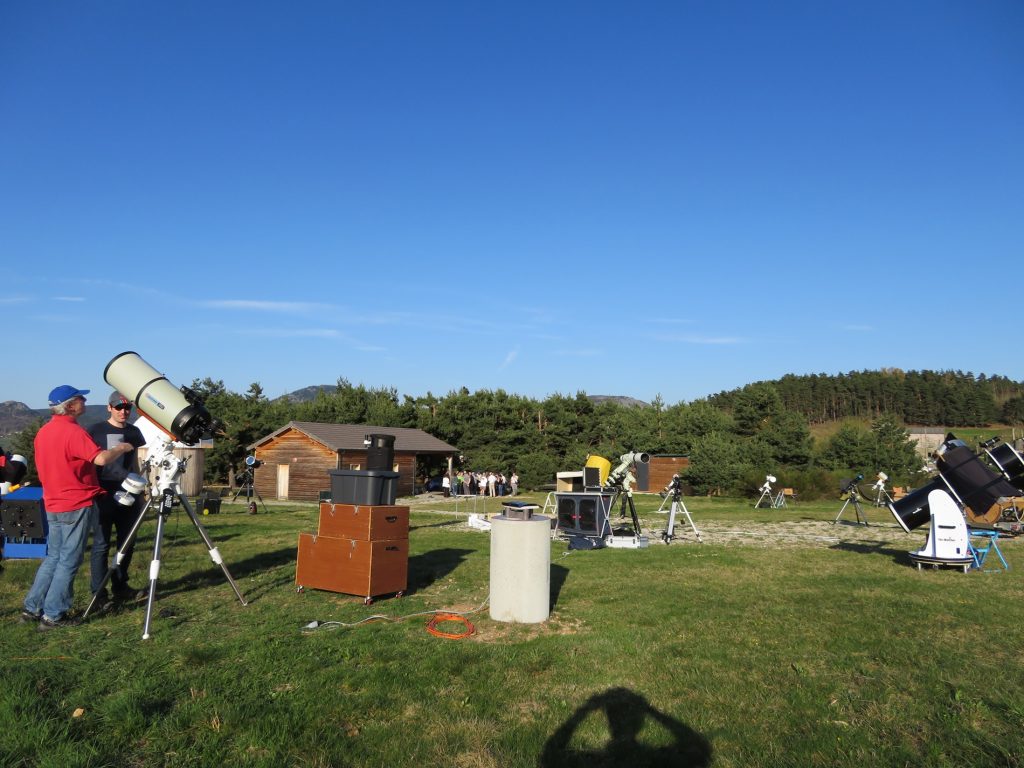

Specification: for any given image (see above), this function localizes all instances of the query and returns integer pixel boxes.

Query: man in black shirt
[88,391,148,603]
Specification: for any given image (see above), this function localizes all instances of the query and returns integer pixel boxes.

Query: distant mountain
[275,385,338,403]
[0,400,110,439]
[0,401,40,439]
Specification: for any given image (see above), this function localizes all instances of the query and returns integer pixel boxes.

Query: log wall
[648,456,690,493]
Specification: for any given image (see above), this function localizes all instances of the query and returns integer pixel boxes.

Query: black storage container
[365,434,396,471]
[199,493,221,515]
[330,469,399,506]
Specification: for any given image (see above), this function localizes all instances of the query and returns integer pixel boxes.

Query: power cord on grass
[301,598,488,640]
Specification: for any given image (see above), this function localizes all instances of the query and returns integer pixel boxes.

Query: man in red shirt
[22,385,134,630]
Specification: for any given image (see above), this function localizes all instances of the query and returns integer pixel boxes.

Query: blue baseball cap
[48,385,90,406]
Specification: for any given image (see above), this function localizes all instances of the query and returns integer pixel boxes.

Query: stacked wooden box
[295,502,409,602]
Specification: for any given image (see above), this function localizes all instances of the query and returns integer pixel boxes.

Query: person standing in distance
[22,386,134,630]
[88,391,147,603]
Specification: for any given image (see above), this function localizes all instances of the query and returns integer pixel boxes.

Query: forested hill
[708,370,1024,427]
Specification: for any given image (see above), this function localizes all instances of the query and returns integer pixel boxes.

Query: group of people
[19,385,147,631]
[441,470,519,497]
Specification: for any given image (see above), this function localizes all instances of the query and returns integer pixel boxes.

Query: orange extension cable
[425,613,476,640]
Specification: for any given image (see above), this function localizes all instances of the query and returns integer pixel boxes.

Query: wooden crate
[317,502,409,541]
[295,533,408,599]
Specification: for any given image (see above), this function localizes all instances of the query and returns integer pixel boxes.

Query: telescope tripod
[608,485,643,538]
[84,487,248,639]
[754,485,779,509]
[871,485,893,507]
[657,489,702,544]
[232,468,268,514]
[834,486,869,526]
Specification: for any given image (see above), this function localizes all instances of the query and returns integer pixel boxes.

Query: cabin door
[277,464,289,500]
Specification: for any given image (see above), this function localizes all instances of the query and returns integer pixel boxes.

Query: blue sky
[3,2,1021,409]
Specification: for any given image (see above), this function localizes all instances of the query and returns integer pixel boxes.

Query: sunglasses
[112,403,133,411]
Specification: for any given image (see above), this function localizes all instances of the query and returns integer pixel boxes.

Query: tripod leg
[664,501,678,543]
[84,499,152,619]
[626,495,642,537]
[142,504,170,640]
[834,498,851,524]
[681,500,702,542]
[179,494,248,606]
[855,499,868,526]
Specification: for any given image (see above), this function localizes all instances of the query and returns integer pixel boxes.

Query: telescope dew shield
[104,351,212,445]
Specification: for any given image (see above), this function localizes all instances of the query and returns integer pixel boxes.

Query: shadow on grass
[409,519,462,531]
[829,540,909,565]
[551,563,569,611]
[133,546,298,602]
[406,548,474,595]
[539,686,712,767]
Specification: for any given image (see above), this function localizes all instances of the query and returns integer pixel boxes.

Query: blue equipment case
[1,486,48,559]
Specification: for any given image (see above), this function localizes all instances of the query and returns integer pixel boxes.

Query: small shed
[648,455,690,493]
[247,421,458,502]
[907,427,945,459]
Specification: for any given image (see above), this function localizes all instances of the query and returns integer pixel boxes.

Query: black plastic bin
[329,469,399,506]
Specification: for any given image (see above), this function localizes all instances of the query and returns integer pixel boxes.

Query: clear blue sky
[3,2,1022,409]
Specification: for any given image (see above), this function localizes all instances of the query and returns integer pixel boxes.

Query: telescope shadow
[406,547,474,596]
[829,540,909,565]
[538,686,712,768]
[409,519,462,532]
[146,546,298,601]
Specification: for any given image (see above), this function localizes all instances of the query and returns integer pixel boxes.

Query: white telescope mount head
[145,436,188,500]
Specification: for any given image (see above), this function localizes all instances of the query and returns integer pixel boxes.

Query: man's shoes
[37,615,81,631]
[92,590,114,612]
[113,584,146,601]
[19,609,42,624]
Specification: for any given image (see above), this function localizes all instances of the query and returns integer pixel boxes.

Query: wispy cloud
[499,346,520,369]
[0,297,31,305]
[842,324,874,332]
[200,299,333,314]
[648,317,694,325]
[553,348,601,357]
[235,327,345,338]
[654,333,743,345]
[53,296,86,302]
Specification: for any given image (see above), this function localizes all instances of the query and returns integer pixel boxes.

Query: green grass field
[2,493,1021,768]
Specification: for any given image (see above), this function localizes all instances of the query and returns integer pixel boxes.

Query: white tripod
[84,438,248,638]
[657,477,702,544]
[754,475,779,508]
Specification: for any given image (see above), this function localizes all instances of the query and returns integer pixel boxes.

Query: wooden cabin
[247,421,458,502]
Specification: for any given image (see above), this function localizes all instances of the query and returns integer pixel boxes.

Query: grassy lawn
[2,492,1022,767]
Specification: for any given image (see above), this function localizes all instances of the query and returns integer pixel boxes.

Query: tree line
[709,369,1024,426]
[9,369,1021,500]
